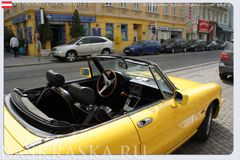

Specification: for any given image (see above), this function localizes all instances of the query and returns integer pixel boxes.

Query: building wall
[4,3,188,56]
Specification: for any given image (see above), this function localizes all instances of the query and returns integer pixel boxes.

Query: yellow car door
[129,67,197,154]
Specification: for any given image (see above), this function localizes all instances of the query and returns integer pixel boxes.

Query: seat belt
[82,105,98,124]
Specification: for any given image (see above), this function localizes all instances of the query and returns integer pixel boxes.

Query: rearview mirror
[173,90,189,106]
[80,68,91,78]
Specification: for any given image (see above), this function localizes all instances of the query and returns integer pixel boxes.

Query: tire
[194,102,214,142]
[183,48,187,53]
[101,48,110,55]
[219,73,228,80]
[66,51,77,62]
[171,48,175,53]
[155,48,160,55]
[194,47,198,52]
[137,49,143,56]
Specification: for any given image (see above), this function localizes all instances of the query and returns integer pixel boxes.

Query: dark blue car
[123,40,161,56]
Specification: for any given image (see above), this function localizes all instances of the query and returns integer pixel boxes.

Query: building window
[180,4,183,17]
[121,24,128,41]
[224,13,227,23]
[220,12,223,22]
[216,11,219,22]
[147,3,157,13]
[24,21,28,39]
[212,10,215,21]
[106,23,113,40]
[164,3,168,15]
[121,3,127,8]
[105,3,112,6]
[172,3,176,16]
[197,6,199,17]
[207,8,210,20]
[82,23,90,36]
[202,7,205,19]
[134,3,139,10]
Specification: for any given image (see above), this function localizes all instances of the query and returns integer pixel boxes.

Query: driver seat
[68,83,112,123]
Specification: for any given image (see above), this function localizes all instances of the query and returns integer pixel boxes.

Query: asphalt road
[4,50,222,94]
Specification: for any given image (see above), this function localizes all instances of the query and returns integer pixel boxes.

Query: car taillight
[220,53,231,60]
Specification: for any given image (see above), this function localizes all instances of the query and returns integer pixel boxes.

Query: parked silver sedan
[51,36,115,62]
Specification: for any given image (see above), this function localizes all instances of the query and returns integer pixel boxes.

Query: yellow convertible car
[4,55,223,155]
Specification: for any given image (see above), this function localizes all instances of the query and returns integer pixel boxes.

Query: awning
[217,24,233,32]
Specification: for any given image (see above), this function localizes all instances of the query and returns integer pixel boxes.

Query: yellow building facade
[4,3,188,56]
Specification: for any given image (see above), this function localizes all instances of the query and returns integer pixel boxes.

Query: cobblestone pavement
[172,65,233,154]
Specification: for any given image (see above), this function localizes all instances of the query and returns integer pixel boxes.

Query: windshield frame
[66,37,83,45]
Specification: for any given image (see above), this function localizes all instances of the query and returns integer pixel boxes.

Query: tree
[70,9,85,38]
[37,11,53,49]
[4,26,13,51]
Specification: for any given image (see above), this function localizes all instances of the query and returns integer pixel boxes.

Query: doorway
[50,25,65,49]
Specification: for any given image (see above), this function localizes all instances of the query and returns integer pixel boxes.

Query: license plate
[125,50,129,52]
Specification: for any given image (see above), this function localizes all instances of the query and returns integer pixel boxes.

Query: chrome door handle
[137,118,153,128]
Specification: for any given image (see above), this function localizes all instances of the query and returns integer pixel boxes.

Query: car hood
[168,76,201,90]
[53,44,69,49]
[126,45,141,48]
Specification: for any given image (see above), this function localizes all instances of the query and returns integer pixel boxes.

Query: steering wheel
[97,69,117,98]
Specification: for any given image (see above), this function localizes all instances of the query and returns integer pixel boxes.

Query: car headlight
[190,45,195,47]
[166,45,171,48]
[57,48,65,52]
[130,47,135,50]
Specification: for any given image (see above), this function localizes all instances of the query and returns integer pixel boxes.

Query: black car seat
[68,83,112,123]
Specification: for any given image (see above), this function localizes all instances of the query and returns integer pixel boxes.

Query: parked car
[4,55,223,154]
[161,38,187,53]
[51,36,115,62]
[187,39,205,51]
[218,41,230,50]
[204,41,219,50]
[123,40,161,56]
[219,42,233,79]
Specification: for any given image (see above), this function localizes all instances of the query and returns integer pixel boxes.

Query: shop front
[148,25,183,43]
[216,24,233,41]
[186,19,198,40]
[198,19,209,41]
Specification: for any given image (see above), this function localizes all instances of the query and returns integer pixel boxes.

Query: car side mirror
[172,90,189,107]
[80,68,91,78]
[78,41,83,45]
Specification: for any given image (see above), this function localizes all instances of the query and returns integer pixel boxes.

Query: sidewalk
[4,51,56,68]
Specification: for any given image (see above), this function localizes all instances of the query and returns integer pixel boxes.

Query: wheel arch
[212,98,221,119]
[101,48,111,54]
[66,50,77,57]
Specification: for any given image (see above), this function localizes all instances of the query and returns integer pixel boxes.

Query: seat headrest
[46,70,65,87]
[68,83,95,105]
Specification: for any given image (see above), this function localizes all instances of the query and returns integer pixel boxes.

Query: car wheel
[155,48,160,55]
[66,51,77,62]
[102,49,110,55]
[194,47,198,52]
[202,47,205,51]
[194,102,214,142]
[183,48,187,53]
[219,73,228,80]
[171,48,175,53]
[137,49,143,56]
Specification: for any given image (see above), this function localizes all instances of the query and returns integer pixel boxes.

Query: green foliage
[4,26,13,44]
[18,39,25,48]
[70,9,85,38]
[37,12,53,49]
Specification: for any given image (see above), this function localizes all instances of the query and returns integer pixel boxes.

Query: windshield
[162,39,175,45]
[131,40,144,45]
[66,37,82,45]
[187,40,197,44]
